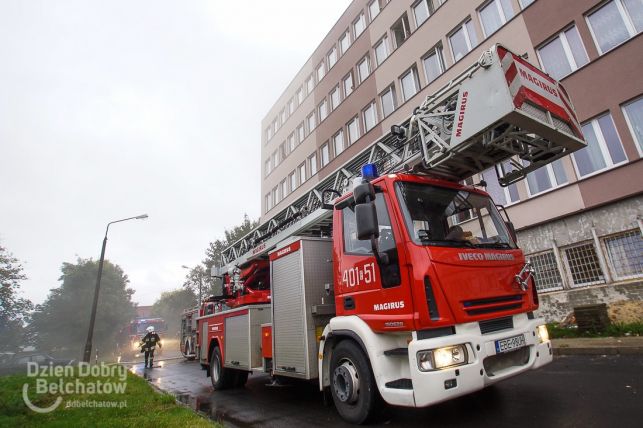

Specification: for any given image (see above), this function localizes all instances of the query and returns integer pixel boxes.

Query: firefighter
[140,325,162,368]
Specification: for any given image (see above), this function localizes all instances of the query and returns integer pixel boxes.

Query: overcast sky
[0,0,351,306]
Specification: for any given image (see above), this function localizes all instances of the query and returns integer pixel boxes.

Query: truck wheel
[330,340,381,424]
[210,347,235,390]
[234,370,249,387]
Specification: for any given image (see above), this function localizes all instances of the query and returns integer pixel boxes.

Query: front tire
[209,347,235,390]
[330,340,381,424]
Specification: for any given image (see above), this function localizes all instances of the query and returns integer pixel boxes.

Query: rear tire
[209,347,235,390]
[330,340,381,424]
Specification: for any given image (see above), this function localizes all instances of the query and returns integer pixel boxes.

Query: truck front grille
[483,347,530,377]
[463,295,523,316]
[479,316,514,335]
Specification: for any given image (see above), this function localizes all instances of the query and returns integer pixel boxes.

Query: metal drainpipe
[591,226,612,284]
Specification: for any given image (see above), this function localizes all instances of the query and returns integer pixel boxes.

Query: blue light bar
[361,163,379,181]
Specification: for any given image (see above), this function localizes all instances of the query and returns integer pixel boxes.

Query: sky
[0,0,352,306]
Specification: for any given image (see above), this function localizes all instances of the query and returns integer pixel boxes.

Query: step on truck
[193,45,586,424]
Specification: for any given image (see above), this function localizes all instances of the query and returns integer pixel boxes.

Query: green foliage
[0,244,33,352]
[29,259,136,359]
[0,368,215,427]
[547,322,643,338]
[151,288,197,335]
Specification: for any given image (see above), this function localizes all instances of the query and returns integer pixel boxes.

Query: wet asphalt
[129,354,642,428]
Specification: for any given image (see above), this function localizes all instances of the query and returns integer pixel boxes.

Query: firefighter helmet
[146,326,155,333]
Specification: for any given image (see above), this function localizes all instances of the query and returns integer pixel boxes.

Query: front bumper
[407,314,552,407]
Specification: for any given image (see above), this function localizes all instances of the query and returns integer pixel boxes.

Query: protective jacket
[140,332,161,352]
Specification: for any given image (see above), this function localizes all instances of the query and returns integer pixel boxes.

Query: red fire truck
[193,45,586,424]
[118,317,167,359]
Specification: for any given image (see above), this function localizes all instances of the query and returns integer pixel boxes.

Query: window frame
[342,71,354,98]
[449,19,477,63]
[622,96,643,157]
[363,101,378,132]
[327,46,338,69]
[368,0,381,22]
[357,55,371,84]
[347,116,360,145]
[330,85,341,111]
[374,35,390,66]
[524,161,568,198]
[316,61,326,82]
[536,25,589,80]
[298,162,307,184]
[309,152,318,176]
[400,66,420,102]
[572,112,629,179]
[586,0,642,55]
[422,44,445,84]
[412,0,431,28]
[333,129,345,156]
[306,112,316,134]
[318,99,328,122]
[321,143,330,167]
[380,85,397,118]
[353,12,366,39]
[478,0,514,38]
[340,30,351,56]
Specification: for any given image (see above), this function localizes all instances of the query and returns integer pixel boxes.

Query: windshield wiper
[419,238,476,248]
[475,242,513,249]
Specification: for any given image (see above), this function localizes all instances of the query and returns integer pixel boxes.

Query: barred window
[529,251,564,292]
[604,230,643,279]
[564,242,605,287]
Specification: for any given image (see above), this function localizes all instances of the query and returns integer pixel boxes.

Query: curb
[553,346,643,355]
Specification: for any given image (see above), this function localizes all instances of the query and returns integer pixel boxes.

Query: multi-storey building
[260,0,643,320]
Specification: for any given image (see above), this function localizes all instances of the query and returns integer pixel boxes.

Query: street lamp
[182,265,202,306]
[82,214,148,363]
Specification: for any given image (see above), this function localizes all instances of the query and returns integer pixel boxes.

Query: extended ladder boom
[217,44,585,273]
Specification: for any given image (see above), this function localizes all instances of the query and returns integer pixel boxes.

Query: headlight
[537,325,549,343]
[417,344,468,372]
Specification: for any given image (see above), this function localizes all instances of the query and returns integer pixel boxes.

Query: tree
[0,244,33,352]
[29,258,136,358]
[151,288,197,336]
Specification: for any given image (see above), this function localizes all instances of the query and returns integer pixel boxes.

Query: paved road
[131,355,642,428]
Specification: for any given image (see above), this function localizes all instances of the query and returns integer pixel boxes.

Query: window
[340,31,351,55]
[333,129,345,156]
[380,86,397,118]
[422,45,445,83]
[519,0,535,8]
[330,86,341,110]
[317,62,326,82]
[289,171,297,192]
[604,230,643,279]
[279,142,286,161]
[280,108,286,124]
[587,0,643,54]
[391,14,411,48]
[537,26,589,80]
[353,12,366,39]
[529,251,564,292]
[563,242,605,287]
[368,0,381,21]
[347,117,360,145]
[288,133,296,153]
[318,99,328,122]
[413,1,431,28]
[479,0,514,37]
[297,123,305,143]
[272,187,278,205]
[573,113,627,177]
[265,193,271,212]
[264,159,271,177]
[622,96,643,154]
[400,67,419,102]
[363,101,378,132]
[482,163,520,205]
[288,98,295,115]
[281,179,288,199]
[309,152,318,176]
[297,88,304,105]
[272,149,279,168]
[266,126,273,141]
[343,72,354,97]
[374,36,390,66]
[525,159,567,196]
[449,19,478,62]
[328,46,338,69]
[306,76,314,94]
[298,163,307,184]
[306,112,316,134]
[321,143,330,167]
[357,56,370,84]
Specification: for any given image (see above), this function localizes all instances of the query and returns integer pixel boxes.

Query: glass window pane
[623,0,643,32]
[381,88,396,117]
[564,27,589,68]
[334,130,344,155]
[466,20,478,46]
[552,159,568,185]
[364,104,377,131]
[482,168,507,205]
[519,0,535,8]
[450,27,469,61]
[321,144,329,166]
[575,122,608,176]
[500,0,515,20]
[597,114,626,164]
[343,74,354,96]
[328,47,337,68]
[527,166,553,194]
[401,70,417,100]
[623,97,643,152]
[375,38,389,65]
[348,118,360,144]
[423,49,443,83]
[480,1,503,36]
[539,37,572,79]
[414,1,430,27]
[369,1,381,21]
[588,1,630,53]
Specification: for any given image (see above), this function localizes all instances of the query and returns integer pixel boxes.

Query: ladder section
[218,44,586,271]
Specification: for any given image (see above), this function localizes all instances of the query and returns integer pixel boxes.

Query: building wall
[260,0,643,316]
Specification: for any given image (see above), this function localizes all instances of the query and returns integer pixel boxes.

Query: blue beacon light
[361,163,379,181]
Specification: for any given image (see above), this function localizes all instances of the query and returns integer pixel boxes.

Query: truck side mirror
[356,202,379,240]
[354,181,375,204]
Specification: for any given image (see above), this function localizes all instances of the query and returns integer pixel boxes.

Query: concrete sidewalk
[552,336,643,355]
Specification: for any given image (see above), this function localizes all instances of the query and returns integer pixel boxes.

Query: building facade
[260,0,643,320]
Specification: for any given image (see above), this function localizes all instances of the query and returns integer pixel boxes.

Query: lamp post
[182,265,203,305]
[82,214,148,363]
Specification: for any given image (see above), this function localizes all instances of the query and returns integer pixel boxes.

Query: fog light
[537,325,549,343]
[417,344,468,372]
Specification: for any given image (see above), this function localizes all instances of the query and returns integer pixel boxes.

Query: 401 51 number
[342,262,376,288]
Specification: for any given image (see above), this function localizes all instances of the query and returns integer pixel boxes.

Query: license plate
[495,334,526,354]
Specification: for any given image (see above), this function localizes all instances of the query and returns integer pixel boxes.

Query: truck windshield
[395,181,516,249]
